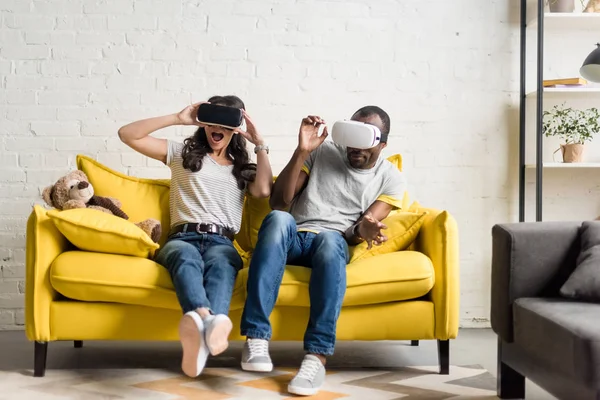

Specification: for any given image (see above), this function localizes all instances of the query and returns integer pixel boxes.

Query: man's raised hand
[298,115,328,153]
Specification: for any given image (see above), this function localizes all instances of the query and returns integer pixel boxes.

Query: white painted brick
[52,46,102,60]
[232,2,273,16]
[0,154,17,168]
[0,0,32,12]
[106,137,128,152]
[96,153,124,171]
[1,46,50,60]
[274,32,311,47]
[14,309,24,325]
[128,167,170,179]
[226,63,255,78]
[0,201,32,215]
[0,61,12,75]
[99,46,132,61]
[156,77,205,92]
[38,91,88,106]
[55,15,107,30]
[26,170,70,185]
[139,91,190,106]
[106,76,155,92]
[90,61,117,74]
[247,47,294,63]
[222,33,274,47]
[19,154,44,169]
[81,122,119,136]
[0,29,24,45]
[0,293,24,308]
[121,153,145,167]
[205,63,228,77]
[25,31,76,45]
[6,105,57,121]
[0,121,29,137]
[0,310,14,325]
[6,91,36,105]
[3,14,55,30]
[297,17,345,33]
[90,92,140,107]
[55,137,106,152]
[0,282,19,294]
[346,18,391,32]
[210,47,247,62]
[116,61,167,77]
[53,77,105,91]
[31,122,80,136]
[5,138,54,151]
[45,152,73,168]
[272,3,327,16]
[32,0,83,13]
[183,1,233,17]
[256,16,297,31]
[58,107,107,121]
[151,46,200,62]
[168,62,205,77]
[209,15,257,32]
[133,0,181,15]
[84,0,133,14]
[76,32,124,45]
[107,15,156,30]
[159,17,208,33]
[14,60,40,75]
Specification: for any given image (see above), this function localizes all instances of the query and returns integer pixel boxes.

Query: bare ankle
[195,307,211,319]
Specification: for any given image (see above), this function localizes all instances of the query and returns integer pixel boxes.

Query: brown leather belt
[169,222,235,241]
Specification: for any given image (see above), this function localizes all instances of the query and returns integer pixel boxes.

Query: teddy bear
[42,170,162,243]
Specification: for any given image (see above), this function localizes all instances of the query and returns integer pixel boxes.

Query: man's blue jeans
[155,229,243,315]
[241,210,349,356]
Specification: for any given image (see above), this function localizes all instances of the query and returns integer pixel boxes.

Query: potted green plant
[542,103,600,162]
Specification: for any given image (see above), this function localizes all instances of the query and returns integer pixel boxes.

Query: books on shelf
[543,77,588,87]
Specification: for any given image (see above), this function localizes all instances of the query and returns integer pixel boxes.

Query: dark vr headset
[196,103,246,130]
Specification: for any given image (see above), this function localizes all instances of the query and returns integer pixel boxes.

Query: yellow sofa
[25,154,459,377]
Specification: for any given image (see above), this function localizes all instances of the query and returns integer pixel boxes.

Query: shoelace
[248,339,269,357]
[296,358,321,380]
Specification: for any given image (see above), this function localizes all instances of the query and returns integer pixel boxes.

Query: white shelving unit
[525,162,600,168]
[526,87,600,97]
[528,11,600,29]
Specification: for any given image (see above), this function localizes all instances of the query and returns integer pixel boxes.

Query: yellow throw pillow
[349,211,427,263]
[47,208,160,258]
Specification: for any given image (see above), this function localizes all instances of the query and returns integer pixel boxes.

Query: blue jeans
[241,210,349,356]
[155,228,243,315]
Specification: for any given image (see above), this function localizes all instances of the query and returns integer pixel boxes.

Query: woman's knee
[155,239,199,269]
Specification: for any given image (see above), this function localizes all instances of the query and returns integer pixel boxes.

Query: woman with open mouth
[117,94,273,379]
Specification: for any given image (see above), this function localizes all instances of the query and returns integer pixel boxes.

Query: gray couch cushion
[561,221,600,302]
[514,297,600,388]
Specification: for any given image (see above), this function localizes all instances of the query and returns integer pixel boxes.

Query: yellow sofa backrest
[76,153,409,252]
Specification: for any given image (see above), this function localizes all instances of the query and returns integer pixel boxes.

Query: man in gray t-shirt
[240,106,407,396]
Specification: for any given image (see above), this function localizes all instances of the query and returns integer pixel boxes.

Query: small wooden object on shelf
[543,77,588,87]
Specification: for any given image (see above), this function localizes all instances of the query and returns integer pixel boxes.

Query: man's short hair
[352,105,391,143]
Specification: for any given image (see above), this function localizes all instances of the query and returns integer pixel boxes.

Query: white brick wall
[0,0,527,330]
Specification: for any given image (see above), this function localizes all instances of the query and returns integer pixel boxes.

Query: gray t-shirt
[289,140,407,234]
[166,140,245,233]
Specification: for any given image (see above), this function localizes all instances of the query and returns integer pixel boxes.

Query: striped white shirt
[166,140,245,233]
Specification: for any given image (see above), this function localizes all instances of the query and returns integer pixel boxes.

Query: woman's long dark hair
[181,95,257,190]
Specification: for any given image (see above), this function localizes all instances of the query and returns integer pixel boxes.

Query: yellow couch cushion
[47,208,159,258]
[49,251,247,312]
[237,250,434,307]
[349,211,428,263]
[76,155,171,246]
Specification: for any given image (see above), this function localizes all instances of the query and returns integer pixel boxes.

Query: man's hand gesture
[298,115,328,153]
[357,212,388,250]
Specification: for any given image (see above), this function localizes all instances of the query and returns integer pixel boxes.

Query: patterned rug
[0,365,497,399]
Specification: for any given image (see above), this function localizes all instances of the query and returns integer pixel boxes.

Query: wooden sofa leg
[74,340,83,348]
[437,339,449,374]
[34,341,48,377]
[411,340,419,346]
[497,342,525,399]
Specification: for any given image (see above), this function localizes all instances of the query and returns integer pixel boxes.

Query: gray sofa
[491,221,600,400]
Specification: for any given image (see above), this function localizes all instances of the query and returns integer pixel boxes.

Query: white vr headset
[330,120,382,149]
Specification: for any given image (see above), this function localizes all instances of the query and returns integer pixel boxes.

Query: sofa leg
[411,340,419,346]
[497,341,525,399]
[437,339,449,374]
[34,341,48,377]
[74,340,83,348]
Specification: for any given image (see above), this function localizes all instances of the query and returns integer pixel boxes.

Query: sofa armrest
[491,221,581,342]
[25,205,70,342]
[413,208,459,340]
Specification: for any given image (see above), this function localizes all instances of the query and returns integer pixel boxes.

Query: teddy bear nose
[77,181,89,190]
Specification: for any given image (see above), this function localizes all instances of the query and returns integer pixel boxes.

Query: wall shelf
[525,162,600,168]
[526,87,600,97]
[528,12,600,30]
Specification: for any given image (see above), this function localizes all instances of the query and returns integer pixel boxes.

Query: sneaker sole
[179,313,208,377]
[206,316,232,356]
[241,362,273,372]
[287,385,319,396]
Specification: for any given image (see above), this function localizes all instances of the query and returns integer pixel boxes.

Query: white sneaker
[288,355,326,396]
[203,314,233,356]
[241,338,273,372]
[179,311,209,377]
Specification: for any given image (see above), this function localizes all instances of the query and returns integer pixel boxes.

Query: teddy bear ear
[73,170,89,182]
[42,185,54,207]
